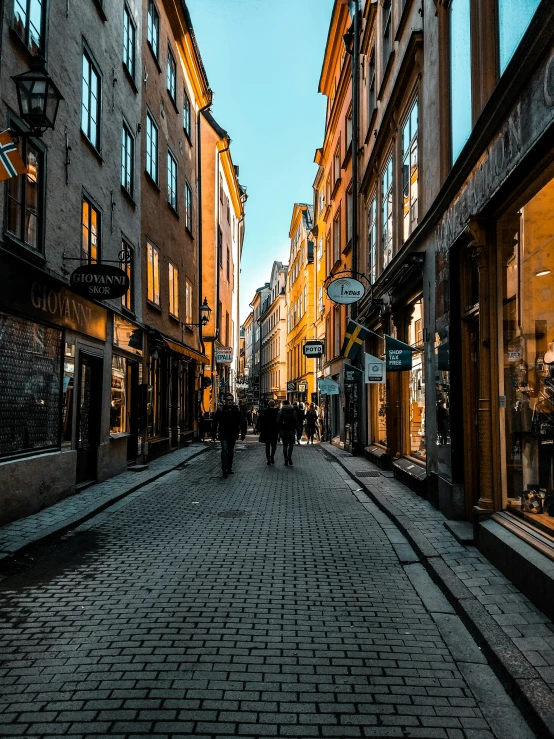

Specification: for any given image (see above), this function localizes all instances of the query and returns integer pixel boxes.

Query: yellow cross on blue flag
[341,319,371,361]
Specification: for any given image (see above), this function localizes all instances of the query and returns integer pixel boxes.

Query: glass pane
[110,355,127,434]
[147,243,153,301]
[154,248,159,304]
[81,200,90,260]
[450,0,472,162]
[499,0,540,74]
[408,301,425,459]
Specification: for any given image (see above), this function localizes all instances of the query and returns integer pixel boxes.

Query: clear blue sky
[187,0,334,322]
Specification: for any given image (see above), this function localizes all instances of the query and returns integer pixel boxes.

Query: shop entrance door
[462,314,481,515]
[76,353,102,485]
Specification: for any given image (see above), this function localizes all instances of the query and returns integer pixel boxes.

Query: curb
[322,445,554,739]
[0,445,212,566]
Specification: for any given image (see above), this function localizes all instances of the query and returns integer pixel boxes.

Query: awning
[163,337,209,364]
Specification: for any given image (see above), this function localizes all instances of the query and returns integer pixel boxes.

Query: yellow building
[311,165,327,404]
[285,204,315,404]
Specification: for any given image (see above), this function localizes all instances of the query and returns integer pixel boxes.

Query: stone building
[0,0,144,522]
[260,261,288,403]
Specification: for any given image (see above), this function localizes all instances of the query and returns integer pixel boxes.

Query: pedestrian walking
[305,403,319,444]
[295,402,306,444]
[258,400,279,465]
[277,400,300,466]
[212,393,247,477]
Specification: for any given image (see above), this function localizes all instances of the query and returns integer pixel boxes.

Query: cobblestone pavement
[0,438,536,738]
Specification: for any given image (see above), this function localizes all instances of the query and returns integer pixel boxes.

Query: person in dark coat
[212,394,247,477]
[305,403,319,444]
[277,400,301,466]
[258,400,279,465]
[295,402,306,444]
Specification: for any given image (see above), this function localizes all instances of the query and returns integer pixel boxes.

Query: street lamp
[11,64,64,136]
[199,297,212,327]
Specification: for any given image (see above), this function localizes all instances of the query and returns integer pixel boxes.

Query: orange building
[200,112,246,413]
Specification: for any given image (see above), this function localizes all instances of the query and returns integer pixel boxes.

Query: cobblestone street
[0,438,536,738]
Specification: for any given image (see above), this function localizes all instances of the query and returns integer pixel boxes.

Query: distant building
[260,262,288,402]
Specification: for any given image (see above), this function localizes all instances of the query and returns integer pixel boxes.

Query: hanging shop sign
[303,340,325,357]
[287,381,296,392]
[385,335,417,372]
[215,347,233,363]
[344,364,364,383]
[364,353,385,384]
[298,382,308,392]
[326,276,366,305]
[70,264,129,300]
[318,378,339,395]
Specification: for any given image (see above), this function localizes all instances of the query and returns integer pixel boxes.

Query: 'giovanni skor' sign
[326,277,365,305]
[70,264,129,300]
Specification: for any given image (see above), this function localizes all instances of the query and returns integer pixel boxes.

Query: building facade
[249,284,270,409]
[285,204,315,404]
[260,261,288,403]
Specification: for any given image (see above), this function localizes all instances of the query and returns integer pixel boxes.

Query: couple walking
[258,400,304,467]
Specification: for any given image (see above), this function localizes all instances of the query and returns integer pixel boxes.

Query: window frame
[147,0,160,61]
[145,110,159,185]
[120,240,134,313]
[147,240,160,306]
[81,46,102,152]
[367,192,378,284]
[382,0,393,69]
[185,278,193,326]
[167,44,177,103]
[381,154,394,270]
[168,262,179,319]
[12,0,47,57]
[122,4,136,81]
[185,180,193,234]
[81,195,101,265]
[121,120,135,197]
[167,148,178,212]
[183,88,192,140]
[333,208,341,264]
[5,133,45,254]
[401,96,419,242]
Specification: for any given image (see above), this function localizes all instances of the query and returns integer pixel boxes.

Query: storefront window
[408,300,425,459]
[0,312,62,457]
[501,177,554,529]
[110,355,127,434]
[62,342,75,448]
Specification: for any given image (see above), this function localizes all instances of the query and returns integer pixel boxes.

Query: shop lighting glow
[536,269,551,276]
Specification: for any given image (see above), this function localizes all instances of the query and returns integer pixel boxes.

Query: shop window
[110,355,127,434]
[168,262,179,318]
[147,241,160,305]
[501,177,554,530]
[498,0,540,75]
[368,194,377,283]
[381,155,394,269]
[408,300,425,459]
[62,342,75,449]
[0,312,62,457]
[13,0,46,56]
[6,138,42,251]
[147,0,159,59]
[450,0,472,163]
[81,197,100,264]
[402,99,419,242]
[81,50,101,151]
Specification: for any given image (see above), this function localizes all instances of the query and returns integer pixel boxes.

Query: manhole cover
[219,510,246,518]
[356,471,381,477]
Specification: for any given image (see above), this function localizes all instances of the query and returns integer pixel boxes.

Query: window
[121,123,134,195]
[120,242,133,312]
[368,195,377,284]
[382,156,394,269]
[81,197,100,264]
[145,112,158,183]
[450,0,472,162]
[122,5,135,79]
[13,0,45,55]
[333,210,341,263]
[318,239,323,262]
[402,99,419,242]
[185,278,193,325]
[383,0,392,68]
[319,286,324,314]
[81,51,101,150]
[346,110,353,150]
[111,355,128,434]
[225,312,230,346]
[347,187,353,244]
[334,143,341,184]
[167,150,178,210]
[218,227,223,266]
[226,246,230,282]
[183,90,191,138]
[368,49,376,120]
[147,241,160,305]
[185,180,193,232]
[167,45,176,102]
[326,232,331,270]
[498,0,540,74]
[147,0,159,59]
[169,263,179,318]
[6,138,42,251]
[408,300,425,459]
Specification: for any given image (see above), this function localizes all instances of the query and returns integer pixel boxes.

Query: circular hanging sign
[326,276,366,305]
[70,264,129,300]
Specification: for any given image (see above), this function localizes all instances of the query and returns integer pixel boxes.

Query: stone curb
[0,445,211,565]
[322,443,554,739]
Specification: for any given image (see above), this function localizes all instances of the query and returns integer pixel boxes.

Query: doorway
[76,353,103,485]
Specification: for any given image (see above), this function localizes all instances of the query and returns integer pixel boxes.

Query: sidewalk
[322,442,554,738]
[0,443,211,563]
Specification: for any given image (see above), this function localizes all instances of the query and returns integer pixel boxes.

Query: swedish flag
[341,320,371,361]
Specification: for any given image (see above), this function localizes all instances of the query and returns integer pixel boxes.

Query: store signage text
[303,341,324,356]
[326,277,366,305]
[29,281,107,340]
[318,378,339,395]
[364,353,385,384]
[70,264,129,300]
[215,347,233,363]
